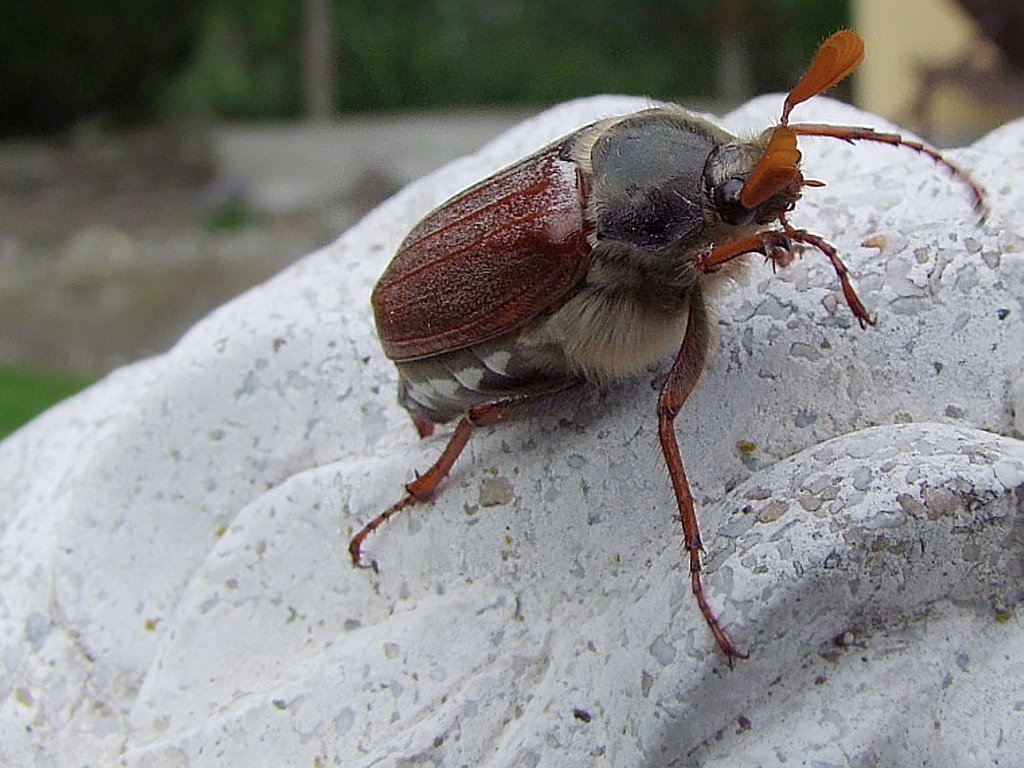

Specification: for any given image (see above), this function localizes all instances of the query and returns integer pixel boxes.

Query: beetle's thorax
[511,109,784,383]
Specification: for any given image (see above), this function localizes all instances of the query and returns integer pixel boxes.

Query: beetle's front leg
[693,231,794,274]
[657,286,748,665]
[779,217,875,329]
[696,224,875,328]
[349,381,577,569]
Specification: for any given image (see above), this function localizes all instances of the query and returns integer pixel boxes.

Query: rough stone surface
[2,96,1023,767]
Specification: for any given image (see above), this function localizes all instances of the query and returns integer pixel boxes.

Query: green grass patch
[202,199,253,232]
[0,365,94,441]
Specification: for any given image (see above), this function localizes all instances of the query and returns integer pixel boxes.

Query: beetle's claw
[351,552,381,574]
[693,244,716,274]
[724,646,750,670]
[348,537,378,571]
[756,231,797,272]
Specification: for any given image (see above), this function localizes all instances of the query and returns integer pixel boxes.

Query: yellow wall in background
[853,0,1013,142]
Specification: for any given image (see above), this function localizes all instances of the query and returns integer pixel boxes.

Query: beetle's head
[704,132,804,227]
[704,30,865,229]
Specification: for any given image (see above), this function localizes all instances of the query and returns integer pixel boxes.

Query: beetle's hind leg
[409,411,435,438]
[348,417,472,569]
[348,381,577,568]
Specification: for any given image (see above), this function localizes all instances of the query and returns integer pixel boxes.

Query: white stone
[2,95,1023,767]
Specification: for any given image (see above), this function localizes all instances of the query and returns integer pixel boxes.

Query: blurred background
[1,0,1021,437]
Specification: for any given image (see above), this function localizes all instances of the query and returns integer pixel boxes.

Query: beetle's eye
[714,177,755,226]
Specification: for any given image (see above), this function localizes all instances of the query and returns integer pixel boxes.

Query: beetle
[350,30,985,664]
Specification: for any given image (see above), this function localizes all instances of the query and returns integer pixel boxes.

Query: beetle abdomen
[395,335,578,425]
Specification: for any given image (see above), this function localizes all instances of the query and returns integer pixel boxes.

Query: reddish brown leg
[692,232,789,273]
[779,215,875,329]
[411,412,435,438]
[695,223,875,329]
[348,417,470,567]
[349,382,576,568]
[657,287,747,665]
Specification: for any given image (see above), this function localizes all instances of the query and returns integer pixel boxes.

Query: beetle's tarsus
[349,390,570,568]
[349,494,419,568]
[693,570,749,667]
[787,122,986,217]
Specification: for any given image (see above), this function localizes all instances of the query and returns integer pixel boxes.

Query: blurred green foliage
[163,0,302,119]
[331,1,722,110]
[170,0,849,117]
[0,366,93,440]
[0,0,202,136]
[201,198,254,231]
[1,0,847,133]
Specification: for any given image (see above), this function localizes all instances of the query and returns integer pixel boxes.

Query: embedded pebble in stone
[757,500,789,523]
[755,295,791,320]
[479,475,515,507]
[789,342,820,362]
[851,466,873,491]
[861,234,888,251]
[1010,372,1024,435]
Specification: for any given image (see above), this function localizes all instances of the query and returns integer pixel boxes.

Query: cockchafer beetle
[350,30,985,664]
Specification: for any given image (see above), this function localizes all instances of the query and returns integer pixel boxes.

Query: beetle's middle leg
[658,286,748,665]
[349,381,577,568]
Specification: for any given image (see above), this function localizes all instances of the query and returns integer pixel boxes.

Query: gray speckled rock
[2,96,1023,768]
